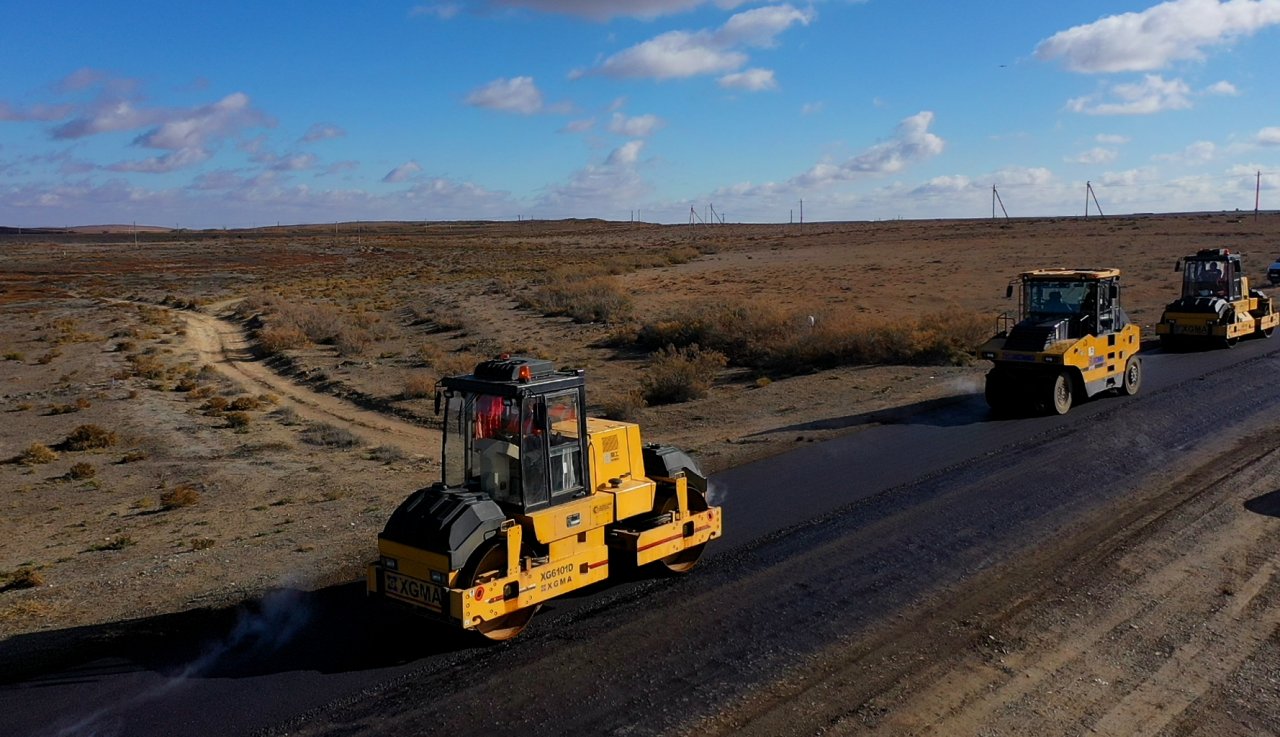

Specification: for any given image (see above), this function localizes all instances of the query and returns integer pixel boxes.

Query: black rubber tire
[1120,355,1141,396]
[1048,372,1073,415]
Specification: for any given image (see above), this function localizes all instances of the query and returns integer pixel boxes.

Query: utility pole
[1256,170,1262,222]
[992,185,1009,221]
[799,199,804,224]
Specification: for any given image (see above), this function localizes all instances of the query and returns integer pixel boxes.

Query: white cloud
[494,0,750,21]
[991,166,1054,187]
[592,4,812,80]
[562,118,596,133]
[1156,140,1217,162]
[105,147,211,173]
[133,93,271,150]
[464,76,545,115]
[0,101,74,122]
[801,101,825,116]
[1035,0,1280,73]
[608,112,664,137]
[1257,127,1280,145]
[301,123,346,142]
[52,100,160,139]
[606,140,645,166]
[719,68,777,91]
[383,160,423,183]
[1096,133,1130,144]
[1066,75,1192,115]
[793,111,945,186]
[912,175,976,195]
[1065,147,1118,165]
[1206,80,1239,96]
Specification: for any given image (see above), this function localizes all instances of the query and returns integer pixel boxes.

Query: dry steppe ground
[1,213,1278,640]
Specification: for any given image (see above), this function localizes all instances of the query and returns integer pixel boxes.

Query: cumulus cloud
[383,160,423,183]
[1206,80,1239,95]
[608,112,664,137]
[1035,0,1280,73]
[1065,147,1118,165]
[0,101,74,122]
[52,100,161,139]
[719,68,777,91]
[606,140,645,166]
[792,111,945,187]
[300,123,346,142]
[494,0,750,21]
[591,4,812,80]
[1257,127,1280,145]
[132,93,271,150]
[1067,75,1192,115]
[464,76,545,115]
[1152,140,1217,162]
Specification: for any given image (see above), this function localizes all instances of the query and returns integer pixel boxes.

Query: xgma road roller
[1156,248,1277,350]
[980,268,1141,415]
[367,356,722,640]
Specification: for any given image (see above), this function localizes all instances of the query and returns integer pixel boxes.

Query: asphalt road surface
[4,336,1280,737]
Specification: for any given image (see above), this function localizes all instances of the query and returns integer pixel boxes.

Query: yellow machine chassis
[367,473,722,633]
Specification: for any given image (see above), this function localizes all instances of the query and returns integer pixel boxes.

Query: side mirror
[1174,260,1182,272]
[433,387,443,415]
[1005,284,1014,299]
[1109,284,1120,299]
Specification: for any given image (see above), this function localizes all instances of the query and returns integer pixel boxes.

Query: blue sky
[1,0,1278,228]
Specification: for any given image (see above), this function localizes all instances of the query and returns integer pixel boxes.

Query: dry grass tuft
[519,269,633,324]
[68,462,96,480]
[160,484,201,510]
[300,422,361,448]
[64,424,119,451]
[2,568,44,591]
[20,443,58,465]
[641,344,728,405]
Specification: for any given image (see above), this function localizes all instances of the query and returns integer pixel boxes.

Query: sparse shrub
[202,396,229,414]
[256,325,308,355]
[114,339,136,353]
[187,385,216,399]
[190,538,216,551]
[334,327,373,357]
[47,403,78,415]
[75,397,91,410]
[257,393,278,405]
[272,406,300,425]
[599,389,647,421]
[160,484,201,510]
[299,422,361,448]
[641,344,727,405]
[402,373,436,399]
[3,568,44,590]
[20,443,58,465]
[368,445,408,463]
[37,350,61,365]
[3,351,23,362]
[64,424,118,451]
[228,396,262,412]
[175,377,198,392]
[520,273,633,324]
[225,411,252,430]
[68,462,96,480]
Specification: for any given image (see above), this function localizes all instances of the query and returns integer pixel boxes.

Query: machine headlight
[380,556,398,571]
[1043,356,1058,363]
[430,570,446,584]
[981,351,996,359]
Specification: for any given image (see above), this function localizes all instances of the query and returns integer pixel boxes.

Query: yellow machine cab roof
[1020,268,1120,280]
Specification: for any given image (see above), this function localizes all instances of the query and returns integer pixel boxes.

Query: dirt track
[167,300,439,458]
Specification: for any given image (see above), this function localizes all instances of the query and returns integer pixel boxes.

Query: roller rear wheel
[1048,372,1073,415]
[463,543,536,641]
[1120,355,1141,396]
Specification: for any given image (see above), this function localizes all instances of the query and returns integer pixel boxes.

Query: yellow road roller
[368,356,722,640]
[1156,248,1278,349]
[980,268,1141,415]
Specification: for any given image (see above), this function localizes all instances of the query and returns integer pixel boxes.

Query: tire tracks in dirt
[114,298,440,460]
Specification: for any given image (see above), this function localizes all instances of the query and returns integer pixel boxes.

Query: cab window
[545,390,583,498]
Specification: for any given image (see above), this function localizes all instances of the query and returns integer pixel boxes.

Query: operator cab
[1177,248,1242,301]
[1013,270,1123,342]
[438,356,587,513]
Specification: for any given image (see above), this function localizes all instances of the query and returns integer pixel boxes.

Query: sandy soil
[2,214,1280,733]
